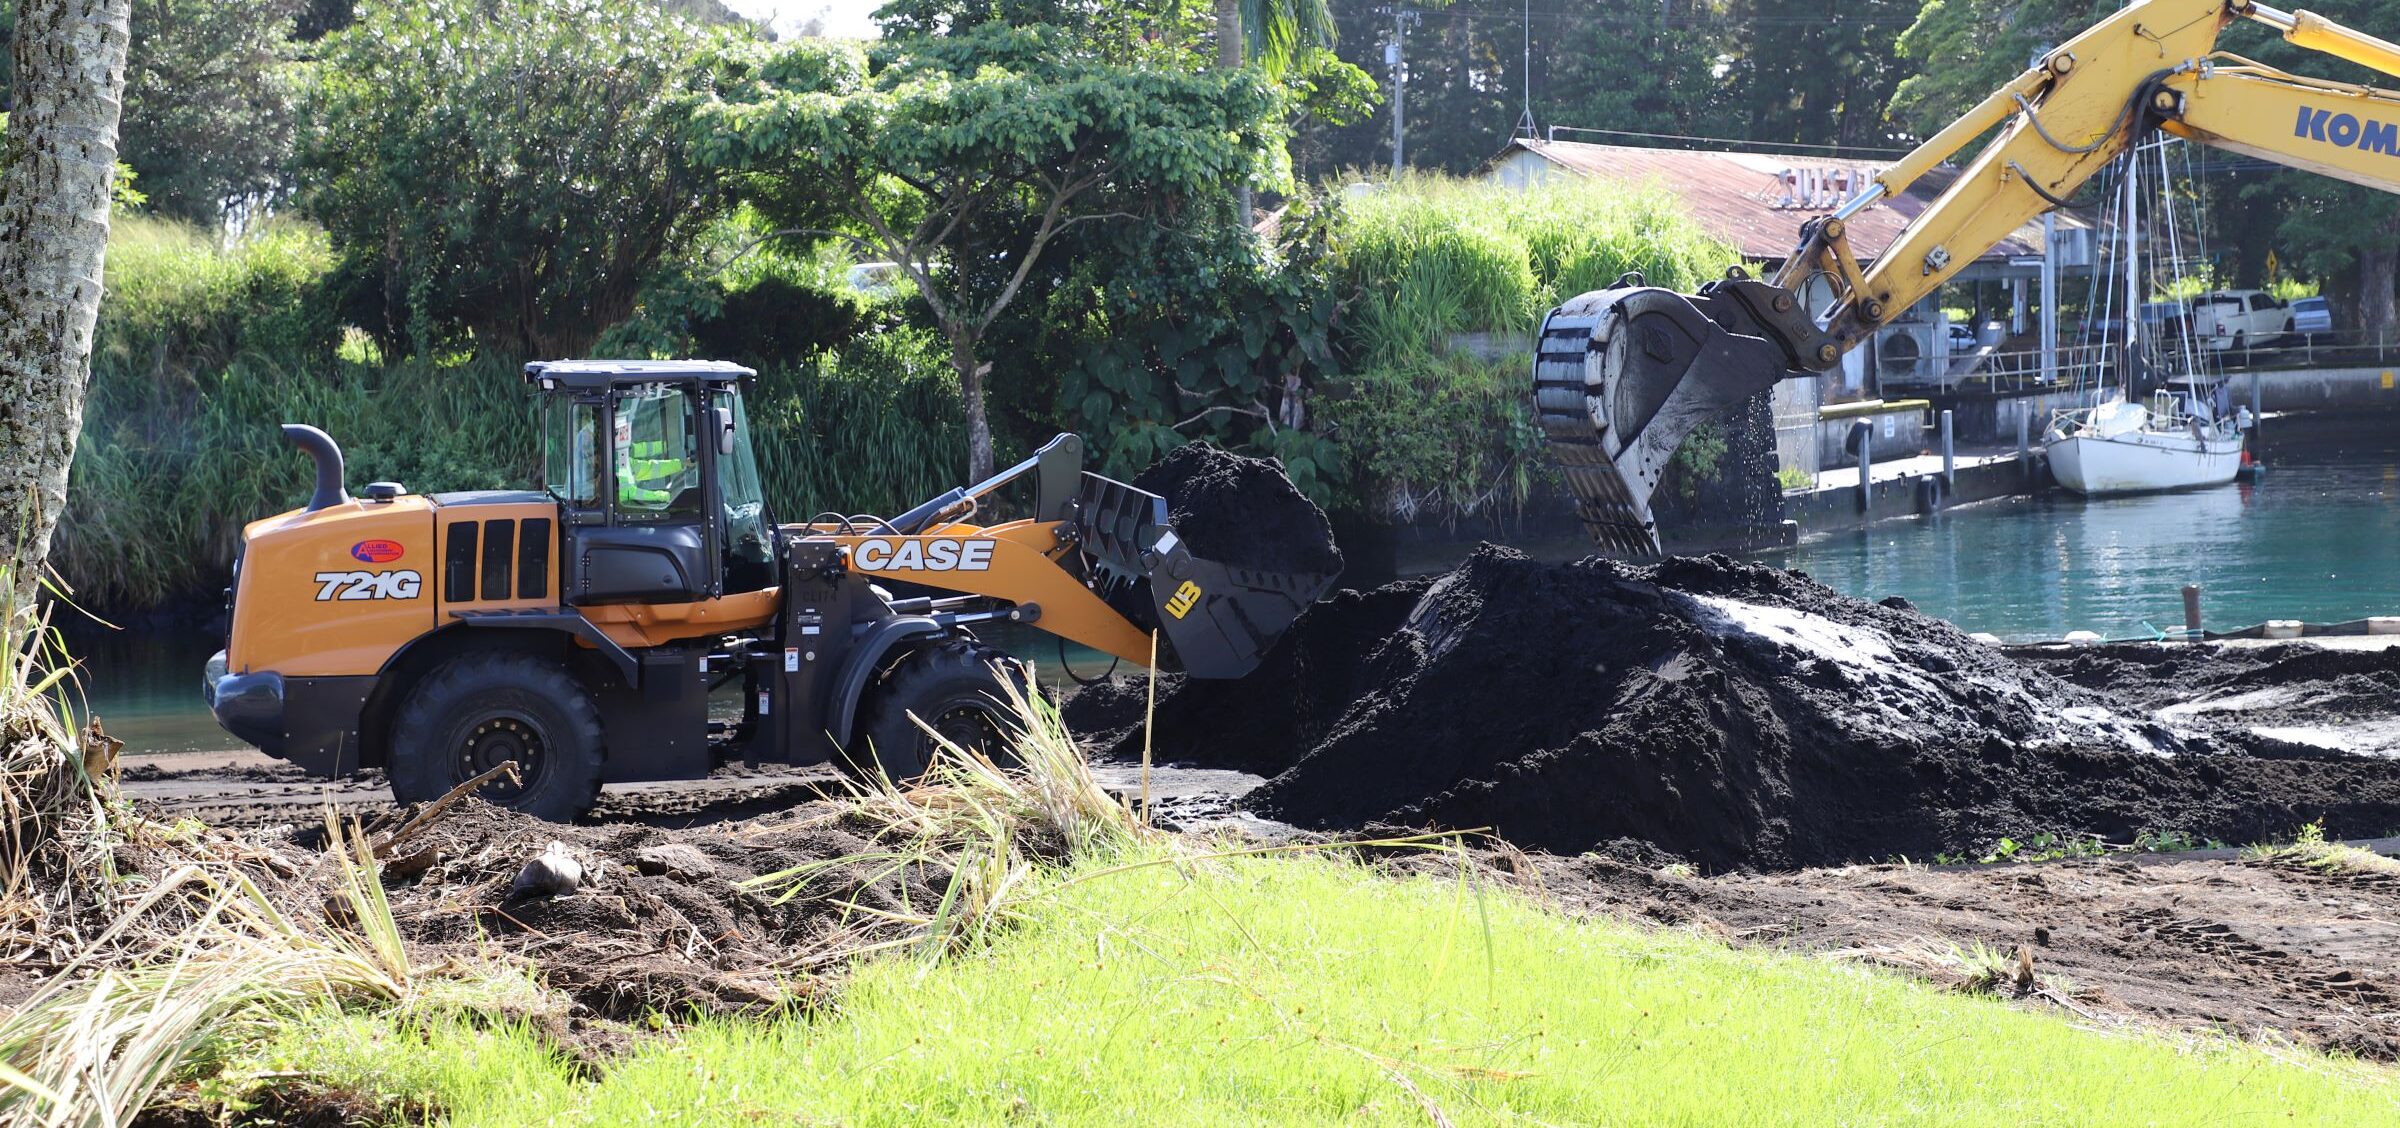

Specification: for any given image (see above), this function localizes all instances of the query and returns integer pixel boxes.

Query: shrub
[1321,174,1734,520]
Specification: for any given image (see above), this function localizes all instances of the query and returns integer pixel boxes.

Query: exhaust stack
[281,424,351,512]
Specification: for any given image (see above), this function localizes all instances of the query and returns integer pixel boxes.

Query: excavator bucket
[1532,275,1809,557]
[1073,471,1340,680]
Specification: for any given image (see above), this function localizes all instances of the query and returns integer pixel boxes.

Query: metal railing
[1884,328,2400,395]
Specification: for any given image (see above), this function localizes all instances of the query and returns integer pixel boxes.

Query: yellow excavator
[1539,0,2400,554]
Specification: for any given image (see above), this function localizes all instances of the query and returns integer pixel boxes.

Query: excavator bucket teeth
[1532,283,1798,557]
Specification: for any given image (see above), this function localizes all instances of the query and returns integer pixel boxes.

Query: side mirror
[716,406,736,457]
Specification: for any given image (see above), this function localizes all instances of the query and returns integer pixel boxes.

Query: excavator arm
[1540,0,2400,555]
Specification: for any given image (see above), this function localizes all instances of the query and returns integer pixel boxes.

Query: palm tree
[0,0,134,601]
[1217,0,1335,226]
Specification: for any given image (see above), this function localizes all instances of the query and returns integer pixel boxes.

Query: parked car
[2138,301,2187,339]
[2292,295,2333,337]
[1946,322,1978,350]
[2189,290,2292,351]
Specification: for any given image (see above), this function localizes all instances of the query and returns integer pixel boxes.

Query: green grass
[247,849,2398,1126]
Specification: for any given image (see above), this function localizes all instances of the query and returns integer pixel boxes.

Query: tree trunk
[2359,242,2398,345]
[950,328,994,482]
[0,0,132,607]
[1215,0,1252,230]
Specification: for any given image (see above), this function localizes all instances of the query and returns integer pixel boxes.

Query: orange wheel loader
[202,361,1337,820]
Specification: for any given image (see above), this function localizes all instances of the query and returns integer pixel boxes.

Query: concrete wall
[1785,451,2055,539]
[2248,367,2400,411]
[1772,376,1824,479]
[1810,403,1931,471]
[1931,387,2088,444]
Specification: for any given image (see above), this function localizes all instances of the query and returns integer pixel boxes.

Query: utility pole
[1516,0,1535,137]
[1385,7,1416,175]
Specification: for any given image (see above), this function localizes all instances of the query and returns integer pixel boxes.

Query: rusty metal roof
[1493,139,2092,266]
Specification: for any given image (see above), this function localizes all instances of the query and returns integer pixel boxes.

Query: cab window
[715,388,776,593]
[613,385,702,522]
[544,398,605,511]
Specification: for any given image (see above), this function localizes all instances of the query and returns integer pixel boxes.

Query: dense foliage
[51,0,2400,609]
[119,0,305,223]
[297,0,723,359]
[1317,176,1733,519]
[690,24,1287,478]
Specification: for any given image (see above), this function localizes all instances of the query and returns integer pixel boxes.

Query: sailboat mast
[2122,149,2142,396]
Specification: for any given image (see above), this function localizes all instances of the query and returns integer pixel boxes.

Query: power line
[1545,124,1915,157]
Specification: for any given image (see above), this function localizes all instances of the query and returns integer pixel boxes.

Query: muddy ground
[116,763,2400,1063]
[107,545,2400,1062]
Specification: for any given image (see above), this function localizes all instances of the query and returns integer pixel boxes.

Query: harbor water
[1768,412,2400,642]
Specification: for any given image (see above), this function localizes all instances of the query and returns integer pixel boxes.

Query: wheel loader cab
[529,361,778,604]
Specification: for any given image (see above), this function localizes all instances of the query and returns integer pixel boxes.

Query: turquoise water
[70,413,2400,753]
[1766,414,2400,641]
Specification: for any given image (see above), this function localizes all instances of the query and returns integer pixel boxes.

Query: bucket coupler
[1531,271,1831,557]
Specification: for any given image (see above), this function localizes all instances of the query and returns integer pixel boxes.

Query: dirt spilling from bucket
[1133,442,1342,576]
[1087,545,2400,870]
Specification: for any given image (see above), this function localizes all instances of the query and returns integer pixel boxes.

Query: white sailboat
[2045,141,2248,495]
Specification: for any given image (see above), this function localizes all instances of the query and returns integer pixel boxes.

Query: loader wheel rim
[459,713,546,799]
[925,701,1004,757]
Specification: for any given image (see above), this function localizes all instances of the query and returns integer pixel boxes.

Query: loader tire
[849,640,1028,781]
[389,653,605,822]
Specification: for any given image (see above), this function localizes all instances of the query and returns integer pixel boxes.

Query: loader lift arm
[1541,0,2400,554]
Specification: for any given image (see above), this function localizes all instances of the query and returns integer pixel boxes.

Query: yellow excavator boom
[1537,0,2400,554]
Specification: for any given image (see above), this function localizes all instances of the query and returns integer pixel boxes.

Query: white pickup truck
[2188,290,2293,351]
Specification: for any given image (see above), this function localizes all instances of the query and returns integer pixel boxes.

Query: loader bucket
[1074,471,1340,680]
[1531,281,1800,557]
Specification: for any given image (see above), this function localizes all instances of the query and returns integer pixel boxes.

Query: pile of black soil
[1096,545,2400,871]
[1064,581,1427,775]
[1133,442,1342,576]
[2017,641,2400,757]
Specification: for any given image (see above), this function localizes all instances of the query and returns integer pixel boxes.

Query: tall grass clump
[0,817,415,1127]
[0,574,117,959]
[95,216,340,393]
[747,327,965,522]
[56,211,964,611]
[58,354,540,610]
[1321,173,1733,521]
[747,678,1149,964]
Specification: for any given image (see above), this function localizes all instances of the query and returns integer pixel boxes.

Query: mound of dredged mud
[1100,545,2400,870]
[2017,642,2400,757]
[1133,442,1342,576]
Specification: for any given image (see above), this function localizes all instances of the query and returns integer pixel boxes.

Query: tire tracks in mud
[1481,848,2400,1060]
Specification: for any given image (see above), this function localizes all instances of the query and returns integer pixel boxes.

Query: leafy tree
[120,0,305,223]
[1540,0,1741,145]
[691,25,1286,479]
[1216,0,1335,224]
[298,0,723,358]
[0,0,133,599]
[1888,0,2121,138]
[1719,0,1912,150]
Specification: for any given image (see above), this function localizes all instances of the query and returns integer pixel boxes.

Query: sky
[722,0,885,39]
